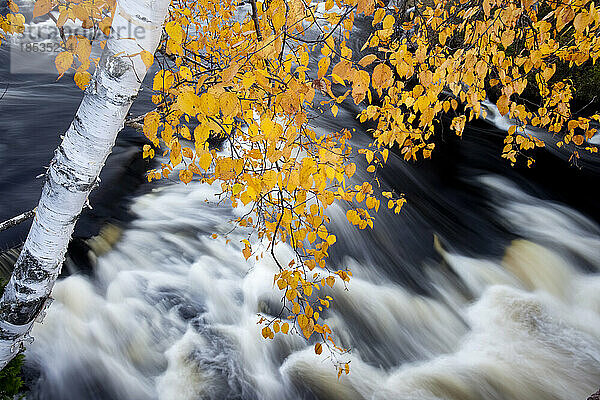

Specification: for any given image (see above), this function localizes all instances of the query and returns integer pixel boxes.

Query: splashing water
[20,168,600,400]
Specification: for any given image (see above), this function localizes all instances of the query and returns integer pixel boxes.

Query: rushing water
[2,4,600,400]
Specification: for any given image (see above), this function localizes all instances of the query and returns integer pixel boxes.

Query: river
[1,3,600,400]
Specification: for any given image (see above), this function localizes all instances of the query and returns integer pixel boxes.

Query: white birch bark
[0,0,171,369]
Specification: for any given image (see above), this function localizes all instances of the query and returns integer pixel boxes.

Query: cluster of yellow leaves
[358,0,600,167]
[32,0,116,88]
[0,1,25,46]
[141,0,600,365]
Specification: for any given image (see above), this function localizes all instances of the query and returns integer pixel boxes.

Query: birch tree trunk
[0,0,171,369]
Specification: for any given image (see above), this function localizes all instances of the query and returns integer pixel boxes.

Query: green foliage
[557,60,600,112]
[0,354,25,400]
[519,59,600,117]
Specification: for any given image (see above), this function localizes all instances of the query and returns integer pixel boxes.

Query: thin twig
[250,0,263,41]
[47,13,68,46]
[124,111,150,131]
[0,82,8,101]
[0,209,35,233]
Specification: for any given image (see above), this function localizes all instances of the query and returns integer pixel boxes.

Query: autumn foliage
[0,1,24,45]
[2,0,600,373]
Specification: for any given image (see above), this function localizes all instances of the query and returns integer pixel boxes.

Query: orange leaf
[8,0,19,12]
[33,0,53,18]
[314,342,323,355]
[372,63,393,90]
[358,54,377,67]
[179,169,193,184]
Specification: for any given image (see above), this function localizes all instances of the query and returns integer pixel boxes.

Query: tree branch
[250,0,263,41]
[0,210,35,233]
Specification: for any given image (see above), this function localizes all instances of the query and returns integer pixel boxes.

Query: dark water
[0,44,152,249]
[2,13,600,400]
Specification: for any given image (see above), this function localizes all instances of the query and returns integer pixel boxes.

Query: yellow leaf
[318,56,331,79]
[180,125,191,140]
[568,120,579,131]
[345,163,356,177]
[195,127,210,153]
[382,148,389,163]
[170,140,182,166]
[165,21,184,43]
[143,112,160,141]
[75,38,91,61]
[372,9,385,25]
[331,73,345,85]
[243,243,252,260]
[199,92,218,115]
[7,0,19,12]
[140,50,154,68]
[332,60,352,80]
[496,95,509,116]
[300,51,309,67]
[198,151,212,170]
[142,144,154,159]
[501,30,514,48]
[574,12,590,32]
[153,70,175,91]
[303,284,313,297]
[55,51,73,75]
[420,70,433,87]
[220,92,240,117]
[98,15,112,35]
[74,71,91,90]
[326,276,335,287]
[277,279,287,290]
[297,314,308,329]
[357,0,374,14]
[439,30,448,45]
[261,326,274,339]
[331,104,339,117]
[222,62,240,84]
[176,92,201,116]
[351,69,370,104]
[382,15,395,30]
[179,66,193,81]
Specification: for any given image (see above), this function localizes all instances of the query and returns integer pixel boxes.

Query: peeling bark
[0,0,171,369]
